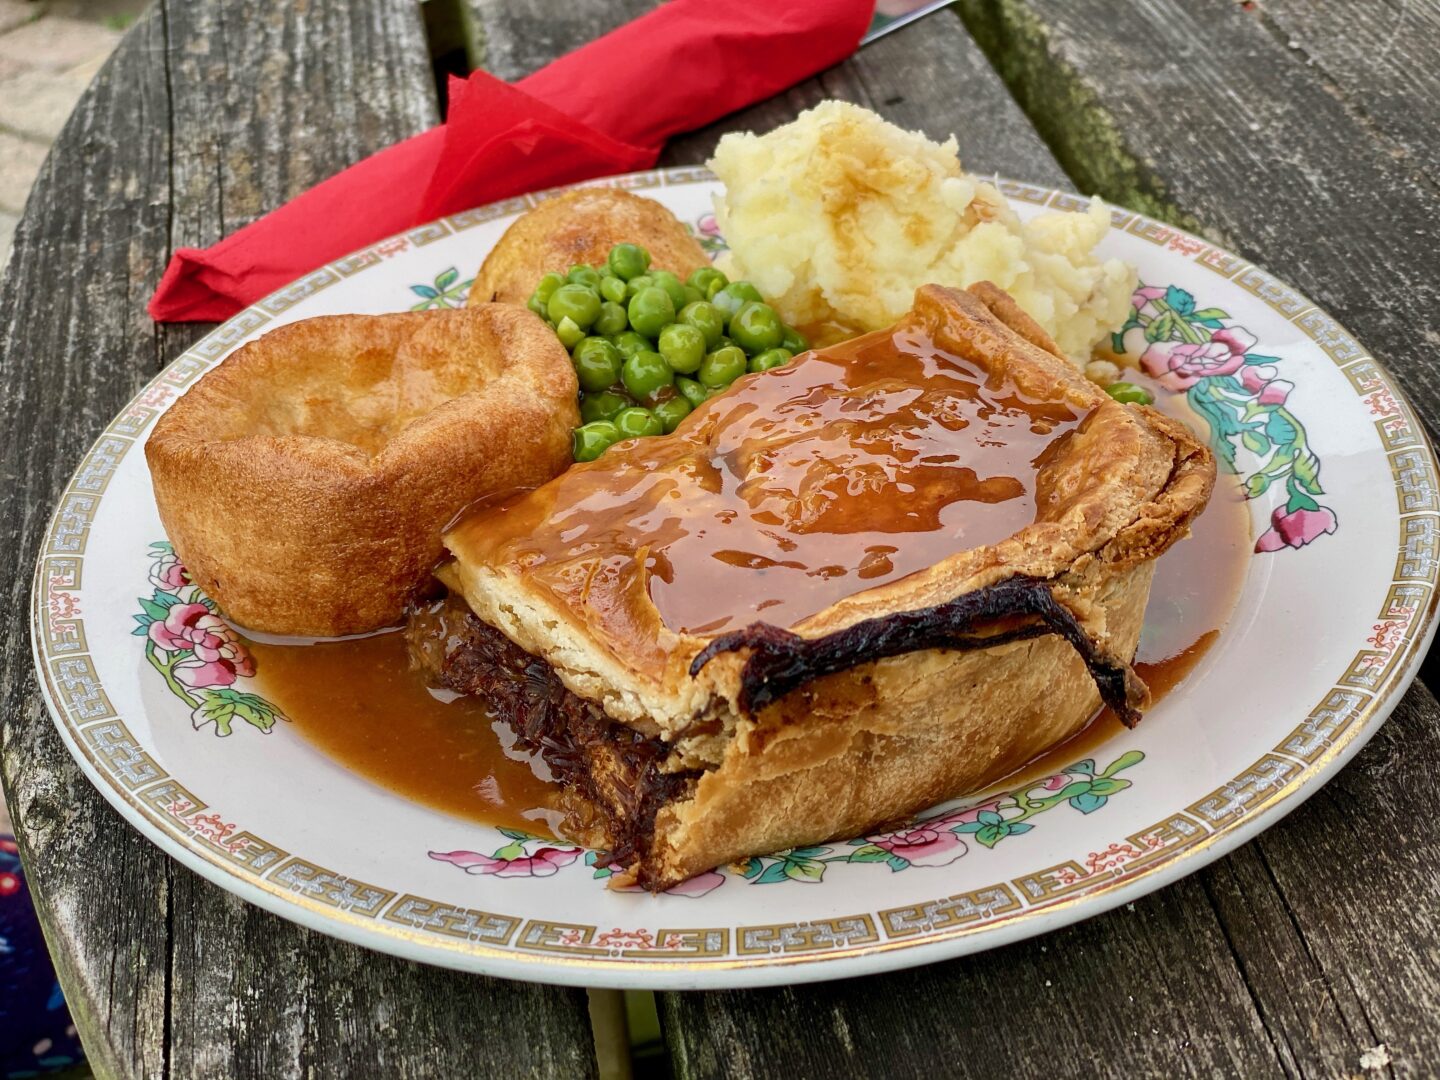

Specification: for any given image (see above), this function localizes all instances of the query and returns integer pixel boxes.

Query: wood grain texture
[467,0,654,83]
[1248,0,1440,187]
[0,3,596,1078]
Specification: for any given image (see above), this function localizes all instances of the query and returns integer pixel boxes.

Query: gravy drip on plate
[450,326,1082,637]
[248,630,561,837]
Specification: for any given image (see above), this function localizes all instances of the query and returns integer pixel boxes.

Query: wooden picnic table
[2,1,1438,1076]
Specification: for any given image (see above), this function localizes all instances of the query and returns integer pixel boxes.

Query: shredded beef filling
[405,596,696,878]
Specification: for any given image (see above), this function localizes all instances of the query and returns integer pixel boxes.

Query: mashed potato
[709,101,1136,363]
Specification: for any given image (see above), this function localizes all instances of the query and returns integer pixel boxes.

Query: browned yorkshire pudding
[471,187,709,304]
[146,305,578,637]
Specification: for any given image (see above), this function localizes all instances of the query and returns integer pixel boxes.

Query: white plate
[31,169,1440,988]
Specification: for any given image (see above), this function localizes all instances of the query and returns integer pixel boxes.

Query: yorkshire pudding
[472,187,709,305]
[146,305,578,637]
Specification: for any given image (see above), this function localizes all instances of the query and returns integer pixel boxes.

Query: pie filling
[406,596,696,875]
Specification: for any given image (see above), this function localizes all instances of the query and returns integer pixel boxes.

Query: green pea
[781,326,808,353]
[621,349,675,400]
[699,345,748,388]
[730,301,784,354]
[614,407,664,439]
[658,323,706,375]
[679,301,725,348]
[573,421,620,462]
[567,264,601,289]
[624,274,655,301]
[647,269,687,309]
[653,396,693,433]
[704,277,726,301]
[677,376,709,409]
[681,284,704,307]
[555,316,586,350]
[1106,382,1154,406]
[713,281,763,319]
[534,272,565,303]
[594,300,628,337]
[608,243,651,281]
[547,283,601,328]
[572,337,622,393]
[749,347,793,373]
[580,390,632,422]
[599,275,628,304]
[688,266,727,296]
[526,293,547,318]
[627,286,676,338]
[611,330,650,360]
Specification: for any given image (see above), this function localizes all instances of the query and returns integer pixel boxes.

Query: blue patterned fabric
[0,836,84,1078]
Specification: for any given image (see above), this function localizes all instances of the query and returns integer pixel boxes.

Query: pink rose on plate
[1255,504,1338,552]
[149,603,255,687]
[148,552,189,591]
[430,846,582,878]
[696,213,720,238]
[1141,327,1258,390]
[1131,285,1165,312]
[1239,364,1294,406]
[868,824,967,868]
[174,655,254,689]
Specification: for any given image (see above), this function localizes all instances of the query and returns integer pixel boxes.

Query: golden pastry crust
[446,285,1211,731]
[440,283,1215,889]
[471,187,710,305]
[146,306,578,637]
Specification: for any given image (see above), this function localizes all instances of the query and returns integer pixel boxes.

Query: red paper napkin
[149,0,874,322]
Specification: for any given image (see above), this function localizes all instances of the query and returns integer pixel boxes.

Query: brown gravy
[247,630,560,835]
[447,324,1083,638]
[252,385,1249,832]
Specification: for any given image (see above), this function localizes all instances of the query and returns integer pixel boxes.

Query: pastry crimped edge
[471,186,710,306]
[442,282,1216,889]
[146,305,578,637]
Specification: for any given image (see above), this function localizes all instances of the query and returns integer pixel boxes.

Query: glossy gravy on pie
[448,326,1083,637]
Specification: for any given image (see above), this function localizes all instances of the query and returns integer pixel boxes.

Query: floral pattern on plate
[427,752,1144,893]
[1119,283,1337,552]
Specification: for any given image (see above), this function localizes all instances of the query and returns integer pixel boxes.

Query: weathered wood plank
[952,0,1440,513]
[1247,0,1440,187]
[468,0,654,84]
[0,2,597,1077]
[663,875,1287,1079]
[659,680,1440,1080]
[1238,685,1440,1073]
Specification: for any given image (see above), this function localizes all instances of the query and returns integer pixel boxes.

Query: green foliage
[409,268,472,310]
[191,689,282,737]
